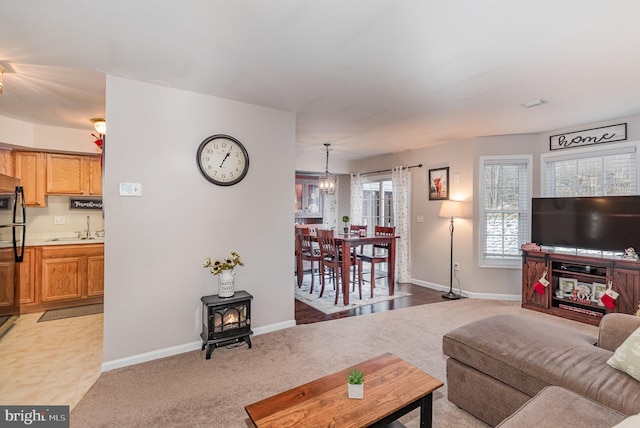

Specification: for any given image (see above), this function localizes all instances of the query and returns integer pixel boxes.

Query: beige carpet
[70,299,598,428]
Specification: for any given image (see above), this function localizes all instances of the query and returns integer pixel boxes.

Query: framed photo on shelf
[559,277,578,295]
[428,167,449,200]
[592,282,607,302]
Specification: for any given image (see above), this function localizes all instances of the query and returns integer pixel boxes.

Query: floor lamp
[439,200,462,300]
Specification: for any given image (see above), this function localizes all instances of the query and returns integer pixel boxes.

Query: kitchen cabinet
[13,151,47,207]
[0,149,13,176]
[17,243,103,313]
[18,247,36,304]
[40,244,104,302]
[295,175,323,222]
[0,248,16,311]
[46,153,102,196]
[87,156,102,196]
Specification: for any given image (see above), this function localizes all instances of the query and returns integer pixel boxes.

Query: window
[542,144,637,197]
[480,156,532,267]
[362,178,393,227]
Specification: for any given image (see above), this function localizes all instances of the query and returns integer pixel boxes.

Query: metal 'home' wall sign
[549,123,627,151]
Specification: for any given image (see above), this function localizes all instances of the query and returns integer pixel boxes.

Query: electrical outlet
[53,216,66,225]
[454,262,460,271]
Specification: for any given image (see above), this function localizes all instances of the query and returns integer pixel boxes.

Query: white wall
[0,116,100,154]
[102,76,296,365]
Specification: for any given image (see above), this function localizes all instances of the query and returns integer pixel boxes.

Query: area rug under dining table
[294,281,411,314]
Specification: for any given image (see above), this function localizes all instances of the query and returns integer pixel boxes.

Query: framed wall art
[428,167,449,200]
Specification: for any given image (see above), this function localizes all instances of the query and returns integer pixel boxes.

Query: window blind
[544,146,636,197]
[480,157,531,266]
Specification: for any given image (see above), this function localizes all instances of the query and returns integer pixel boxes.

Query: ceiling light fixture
[90,118,106,135]
[521,99,545,108]
[318,143,337,195]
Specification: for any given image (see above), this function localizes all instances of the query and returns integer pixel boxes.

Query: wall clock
[196,134,250,186]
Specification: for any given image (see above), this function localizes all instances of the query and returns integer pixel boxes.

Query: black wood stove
[200,290,253,359]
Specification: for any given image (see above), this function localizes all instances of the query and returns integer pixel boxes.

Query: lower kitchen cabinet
[17,243,103,313]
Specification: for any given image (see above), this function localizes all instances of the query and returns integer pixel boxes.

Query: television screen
[531,196,640,252]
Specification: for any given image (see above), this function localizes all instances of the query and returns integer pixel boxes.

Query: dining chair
[295,226,322,292]
[357,225,395,297]
[349,224,367,285]
[316,229,363,304]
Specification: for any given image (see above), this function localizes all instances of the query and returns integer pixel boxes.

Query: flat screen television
[531,195,640,252]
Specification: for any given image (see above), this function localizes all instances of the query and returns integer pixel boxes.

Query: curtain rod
[357,163,423,176]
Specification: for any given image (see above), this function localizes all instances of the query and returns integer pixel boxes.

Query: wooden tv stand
[522,250,640,326]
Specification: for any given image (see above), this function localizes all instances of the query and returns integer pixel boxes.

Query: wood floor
[295,279,449,325]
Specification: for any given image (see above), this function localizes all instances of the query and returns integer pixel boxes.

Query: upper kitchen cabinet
[46,153,102,196]
[13,151,47,207]
[295,174,323,223]
[0,150,13,176]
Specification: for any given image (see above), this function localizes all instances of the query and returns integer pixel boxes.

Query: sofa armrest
[598,313,640,352]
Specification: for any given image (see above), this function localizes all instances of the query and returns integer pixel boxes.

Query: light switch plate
[53,216,65,225]
[119,182,142,196]
[417,215,424,223]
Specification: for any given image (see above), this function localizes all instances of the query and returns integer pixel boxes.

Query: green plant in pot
[347,368,364,399]
[342,215,350,233]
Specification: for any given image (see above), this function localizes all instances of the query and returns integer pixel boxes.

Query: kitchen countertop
[0,235,104,248]
[26,237,105,246]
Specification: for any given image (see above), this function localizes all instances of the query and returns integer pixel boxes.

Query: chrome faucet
[86,216,91,239]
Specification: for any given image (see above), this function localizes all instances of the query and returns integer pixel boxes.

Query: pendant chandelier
[318,143,337,195]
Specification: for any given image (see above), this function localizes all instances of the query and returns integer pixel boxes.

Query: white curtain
[350,173,364,225]
[392,166,411,282]
[322,184,338,230]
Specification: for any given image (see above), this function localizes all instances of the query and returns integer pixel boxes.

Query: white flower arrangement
[203,251,244,276]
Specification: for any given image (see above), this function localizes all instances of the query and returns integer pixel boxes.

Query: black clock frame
[196,134,250,186]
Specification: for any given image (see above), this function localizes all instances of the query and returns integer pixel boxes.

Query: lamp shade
[91,118,106,135]
[439,200,462,219]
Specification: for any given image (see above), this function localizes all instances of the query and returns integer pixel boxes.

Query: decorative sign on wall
[550,123,627,151]
[69,198,103,210]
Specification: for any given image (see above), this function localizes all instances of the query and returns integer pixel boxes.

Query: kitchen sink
[46,237,100,242]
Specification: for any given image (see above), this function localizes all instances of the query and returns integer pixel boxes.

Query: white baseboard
[409,279,521,302]
[101,319,297,372]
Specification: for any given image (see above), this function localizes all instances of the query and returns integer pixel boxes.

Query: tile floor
[0,311,103,409]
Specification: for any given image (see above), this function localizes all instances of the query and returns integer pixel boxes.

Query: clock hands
[219,147,233,168]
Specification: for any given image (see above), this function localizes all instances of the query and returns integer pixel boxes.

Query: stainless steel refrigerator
[0,174,26,339]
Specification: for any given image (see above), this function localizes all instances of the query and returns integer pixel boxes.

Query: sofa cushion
[607,326,640,382]
[497,386,626,428]
[443,314,640,416]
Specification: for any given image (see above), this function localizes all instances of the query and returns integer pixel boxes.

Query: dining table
[313,230,399,306]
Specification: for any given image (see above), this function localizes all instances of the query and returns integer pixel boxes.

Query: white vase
[218,269,235,297]
[347,383,364,399]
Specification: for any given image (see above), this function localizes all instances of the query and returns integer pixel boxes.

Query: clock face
[196,134,249,186]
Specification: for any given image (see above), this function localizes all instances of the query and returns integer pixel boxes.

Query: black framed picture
[428,167,449,200]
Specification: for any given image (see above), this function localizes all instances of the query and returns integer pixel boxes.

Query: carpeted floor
[70,299,598,428]
[38,304,104,322]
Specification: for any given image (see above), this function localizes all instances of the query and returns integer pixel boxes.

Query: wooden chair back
[350,224,367,236]
[373,226,395,252]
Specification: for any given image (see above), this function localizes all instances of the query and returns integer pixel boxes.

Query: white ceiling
[2,1,640,161]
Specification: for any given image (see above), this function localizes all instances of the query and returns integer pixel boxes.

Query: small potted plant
[342,215,350,234]
[347,368,364,399]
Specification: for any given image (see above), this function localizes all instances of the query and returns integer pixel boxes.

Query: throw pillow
[612,414,640,428]
[607,325,640,382]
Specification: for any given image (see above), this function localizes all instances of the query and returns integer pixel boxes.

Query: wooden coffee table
[245,353,443,427]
